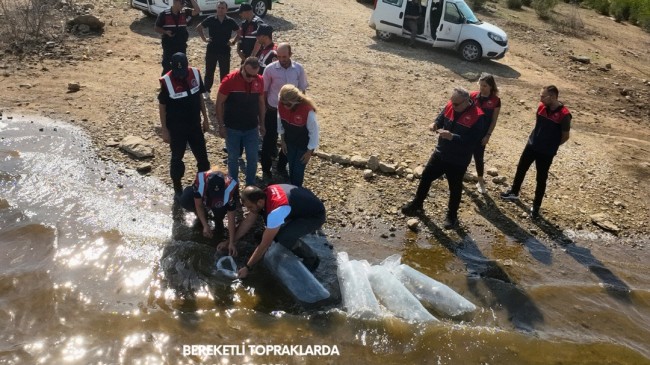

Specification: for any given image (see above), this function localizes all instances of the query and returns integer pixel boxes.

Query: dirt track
[1,0,649,243]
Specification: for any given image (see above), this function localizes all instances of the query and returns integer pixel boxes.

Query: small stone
[314,151,331,160]
[407,218,420,231]
[379,162,396,174]
[380,233,389,239]
[463,173,478,183]
[67,82,81,92]
[119,135,154,158]
[351,155,367,168]
[19,84,32,89]
[367,155,380,170]
[569,55,591,64]
[363,169,374,179]
[492,176,507,184]
[414,165,425,178]
[136,163,152,174]
[105,138,119,147]
[590,213,621,234]
[486,167,499,176]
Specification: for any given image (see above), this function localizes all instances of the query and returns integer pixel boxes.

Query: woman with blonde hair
[277,84,320,187]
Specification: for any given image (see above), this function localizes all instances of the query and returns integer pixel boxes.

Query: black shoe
[401,200,423,216]
[500,190,519,201]
[443,215,458,229]
[530,206,540,219]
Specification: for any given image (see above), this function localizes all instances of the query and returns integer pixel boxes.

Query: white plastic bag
[336,252,381,318]
[215,256,238,280]
[367,265,438,323]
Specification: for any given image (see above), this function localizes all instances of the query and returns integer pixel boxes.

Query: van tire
[252,0,268,18]
[460,40,482,62]
[376,30,393,41]
[141,10,156,18]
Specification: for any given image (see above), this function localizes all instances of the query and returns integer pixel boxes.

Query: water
[1,115,649,364]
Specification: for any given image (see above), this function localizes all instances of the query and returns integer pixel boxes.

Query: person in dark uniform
[470,73,501,194]
[158,52,211,195]
[404,0,421,47]
[500,85,572,219]
[235,184,326,278]
[154,0,200,76]
[179,167,239,253]
[196,1,239,98]
[253,24,277,75]
[401,87,487,229]
[236,3,264,63]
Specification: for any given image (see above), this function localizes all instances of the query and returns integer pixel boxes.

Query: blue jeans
[286,144,308,187]
[226,127,259,186]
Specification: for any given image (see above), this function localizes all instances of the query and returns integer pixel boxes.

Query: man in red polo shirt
[215,57,266,186]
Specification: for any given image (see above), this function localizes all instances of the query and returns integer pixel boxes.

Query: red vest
[265,184,289,214]
[278,103,312,127]
[442,101,484,129]
[160,67,201,99]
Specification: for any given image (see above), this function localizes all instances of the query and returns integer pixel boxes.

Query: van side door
[374,0,409,34]
[433,1,463,49]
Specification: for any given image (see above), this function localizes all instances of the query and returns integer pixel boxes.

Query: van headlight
[488,32,507,46]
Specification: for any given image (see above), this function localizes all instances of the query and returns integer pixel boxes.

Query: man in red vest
[234,184,326,278]
[158,52,210,196]
[500,85,572,219]
[401,87,487,229]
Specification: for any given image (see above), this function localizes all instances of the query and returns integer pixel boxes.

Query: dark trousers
[473,144,486,177]
[161,46,187,76]
[168,122,210,183]
[413,153,468,218]
[204,50,230,93]
[510,145,555,208]
[260,107,288,174]
[276,210,326,260]
[179,186,227,226]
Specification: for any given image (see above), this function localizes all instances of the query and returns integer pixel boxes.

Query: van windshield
[456,2,480,24]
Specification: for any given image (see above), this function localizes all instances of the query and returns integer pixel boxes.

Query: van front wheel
[376,30,393,41]
[252,0,268,18]
[460,40,482,62]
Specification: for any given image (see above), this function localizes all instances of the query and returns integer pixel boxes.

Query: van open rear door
[374,0,408,34]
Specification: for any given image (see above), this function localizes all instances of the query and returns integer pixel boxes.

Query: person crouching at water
[179,167,239,255]
[235,184,326,278]
[278,84,320,187]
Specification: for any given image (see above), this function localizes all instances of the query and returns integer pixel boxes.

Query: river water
[1,114,649,365]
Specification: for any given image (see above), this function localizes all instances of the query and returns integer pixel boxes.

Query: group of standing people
[153,0,573,277]
[155,1,324,278]
[402,75,571,229]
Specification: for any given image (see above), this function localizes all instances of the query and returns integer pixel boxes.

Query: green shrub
[586,0,611,14]
[507,0,523,9]
[533,0,560,18]
[610,0,632,21]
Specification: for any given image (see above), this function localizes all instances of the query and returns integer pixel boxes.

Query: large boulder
[119,136,154,158]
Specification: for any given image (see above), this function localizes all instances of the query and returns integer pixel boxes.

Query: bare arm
[482,106,500,146]
[196,24,208,42]
[200,96,209,132]
[258,92,266,137]
[194,197,212,238]
[216,92,227,138]
[189,0,200,16]
[560,131,570,145]
[159,103,170,143]
[238,227,280,278]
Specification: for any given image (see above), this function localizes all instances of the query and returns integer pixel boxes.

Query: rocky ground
[1,0,649,249]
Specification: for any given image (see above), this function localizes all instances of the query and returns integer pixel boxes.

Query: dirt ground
[1,0,649,244]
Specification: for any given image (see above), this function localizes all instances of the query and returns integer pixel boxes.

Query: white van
[132,0,276,18]
[369,0,508,61]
